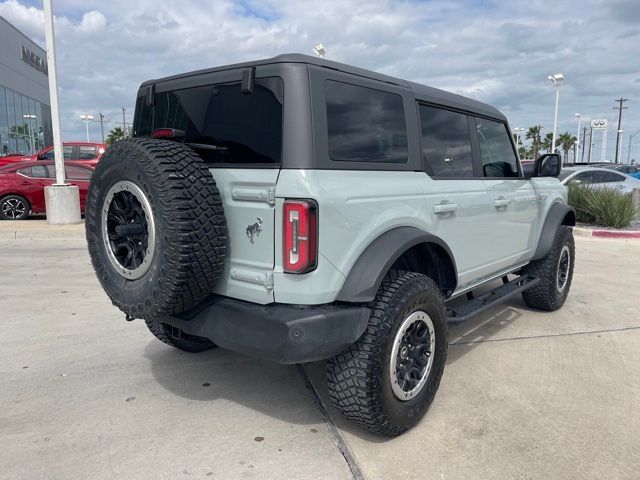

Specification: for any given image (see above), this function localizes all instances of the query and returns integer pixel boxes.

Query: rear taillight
[283,199,318,274]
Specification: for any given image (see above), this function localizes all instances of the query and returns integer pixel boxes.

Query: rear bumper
[159,296,370,364]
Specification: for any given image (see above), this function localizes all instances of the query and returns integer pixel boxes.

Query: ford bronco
[86,54,575,437]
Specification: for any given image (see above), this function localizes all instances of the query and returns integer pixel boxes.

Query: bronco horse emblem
[246,218,263,244]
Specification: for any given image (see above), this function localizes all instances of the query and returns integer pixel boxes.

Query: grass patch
[567,183,637,229]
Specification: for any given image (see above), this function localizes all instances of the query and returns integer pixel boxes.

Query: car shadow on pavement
[446,304,523,364]
[143,340,322,426]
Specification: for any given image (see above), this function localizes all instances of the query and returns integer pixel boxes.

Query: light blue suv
[86,54,576,437]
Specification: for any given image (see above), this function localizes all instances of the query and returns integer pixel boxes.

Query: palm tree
[106,127,128,146]
[525,126,543,160]
[557,132,577,162]
[541,132,554,153]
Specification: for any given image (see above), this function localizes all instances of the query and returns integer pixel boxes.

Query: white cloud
[0,0,638,159]
[78,10,106,35]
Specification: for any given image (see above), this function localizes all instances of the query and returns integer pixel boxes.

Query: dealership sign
[20,45,48,76]
[591,119,608,130]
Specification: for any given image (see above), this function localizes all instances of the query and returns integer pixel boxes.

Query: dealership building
[0,14,52,157]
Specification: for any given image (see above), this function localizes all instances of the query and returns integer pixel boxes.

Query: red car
[0,142,106,168]
[0,161,93,220]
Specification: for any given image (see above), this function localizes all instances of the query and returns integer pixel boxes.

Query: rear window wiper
[185,142,228,151]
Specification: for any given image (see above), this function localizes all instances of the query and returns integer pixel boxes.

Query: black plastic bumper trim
[159,296,371,364]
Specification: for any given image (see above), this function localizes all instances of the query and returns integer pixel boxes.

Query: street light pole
[574,113,581,162]
[43,0,65,186]
[548,73,564,154]
[43,0,80,224]
[628,128,640,164]
[80,114,94,142]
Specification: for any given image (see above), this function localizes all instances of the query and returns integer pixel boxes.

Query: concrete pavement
[307,235,640,480]
[0,237,352,480]
[1,224,639,479]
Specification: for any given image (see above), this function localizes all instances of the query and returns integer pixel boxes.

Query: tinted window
[42,146,73,160]
[78,146,98,160]
[26,165,53,178]
[419,105,473,177]
[66,165,92,180]
[153,78,283,164]
[476,118,519,177]
[575,171,625,183]
[326,81,407,163]
[133,95,152,137]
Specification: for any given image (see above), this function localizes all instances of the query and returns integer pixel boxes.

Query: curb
[574,226,640,239]
[0,223,85,240]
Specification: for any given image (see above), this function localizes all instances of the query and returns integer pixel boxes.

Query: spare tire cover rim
[102,180,156,280]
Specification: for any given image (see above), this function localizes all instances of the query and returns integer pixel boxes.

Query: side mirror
[533,153,561,177]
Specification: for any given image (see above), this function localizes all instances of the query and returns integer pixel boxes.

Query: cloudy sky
[1,0,639,160]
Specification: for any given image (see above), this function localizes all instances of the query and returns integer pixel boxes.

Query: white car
[560,167,640,194]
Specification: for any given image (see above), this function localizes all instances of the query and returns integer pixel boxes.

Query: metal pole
[43,0,66,185]
[552,85,560,153]
[600,128,607,163]
[628,129,640,164]
[122,107,127,135]
[580,126,587,162]
[85,120,90,142]
[99,113,105,144]
[588,126,593,164]
[613,98,628,164]
[575,114,581,162]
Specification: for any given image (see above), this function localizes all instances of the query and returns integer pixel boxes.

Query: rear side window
[78,146,98,160]
[475,118,519,178]
[325,81,407,163]
[418,105,473,177]
[574,171,625,183]
[42,146,73,160]
[153,78,283,164]
[66,165,92,180]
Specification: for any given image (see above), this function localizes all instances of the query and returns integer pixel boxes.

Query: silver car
[560,167,640,194]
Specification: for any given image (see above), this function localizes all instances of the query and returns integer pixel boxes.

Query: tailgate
[210,168,279,304]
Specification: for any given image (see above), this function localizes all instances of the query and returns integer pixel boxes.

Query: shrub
[567,183,638,229]
[567,183,596,223]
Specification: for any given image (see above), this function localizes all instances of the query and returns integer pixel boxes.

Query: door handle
[433,203,458,214]
[493,199,511,208]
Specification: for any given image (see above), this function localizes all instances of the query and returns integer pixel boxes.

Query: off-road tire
[327,270,448,437]
[0,194,30,220]
[522,226,574,311]
[145,319,216,353]
[85,138,227,320]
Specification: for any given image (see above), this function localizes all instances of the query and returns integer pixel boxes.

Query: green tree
[106,127,128,146]
[525,126,543,160]
[557,132,577,162]
[541,132,554,153]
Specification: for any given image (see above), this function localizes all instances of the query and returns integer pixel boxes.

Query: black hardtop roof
[141,53,505,121]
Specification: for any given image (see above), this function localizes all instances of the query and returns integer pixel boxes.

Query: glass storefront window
[0,85,51,156]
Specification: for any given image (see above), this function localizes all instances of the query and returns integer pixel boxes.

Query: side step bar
[446,275,539,323]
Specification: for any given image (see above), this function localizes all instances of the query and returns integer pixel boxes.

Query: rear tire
[85,139,227,320]
[0,194,30,220]
[327,270,448,437]
[145,320,216,353]
[522,226,575,311]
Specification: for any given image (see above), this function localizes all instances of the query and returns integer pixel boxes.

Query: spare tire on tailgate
[85,138,227,320]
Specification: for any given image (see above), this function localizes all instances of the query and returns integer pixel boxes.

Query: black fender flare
[532,202,576,260]
[336,226,457,303]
